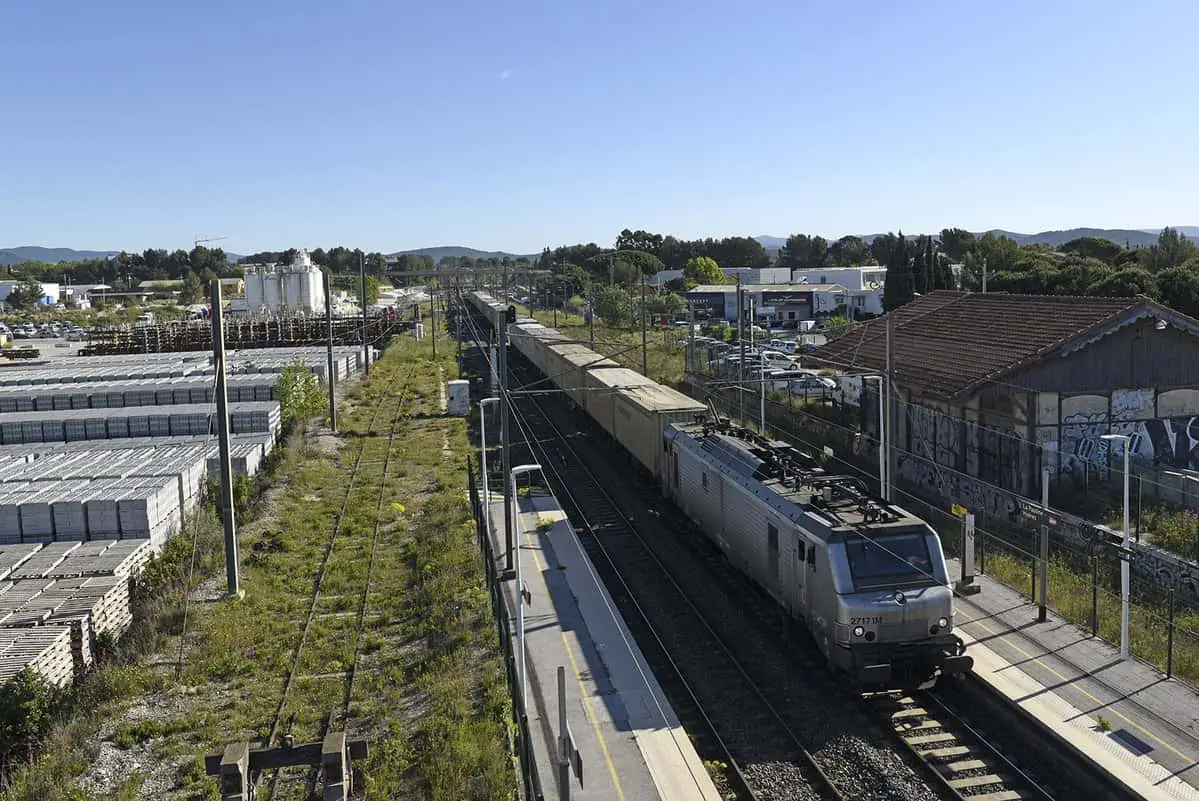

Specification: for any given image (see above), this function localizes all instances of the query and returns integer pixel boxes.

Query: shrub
[277,360,325,429]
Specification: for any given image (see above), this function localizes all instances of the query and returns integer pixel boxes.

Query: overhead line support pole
[211,280,240,597]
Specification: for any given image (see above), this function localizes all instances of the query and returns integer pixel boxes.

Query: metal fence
[467,455,544,801]
[698,378,1199,687]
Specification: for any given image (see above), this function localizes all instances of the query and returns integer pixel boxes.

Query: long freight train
[466,291,972,690]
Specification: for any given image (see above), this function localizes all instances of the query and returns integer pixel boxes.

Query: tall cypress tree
[883,231,914,310]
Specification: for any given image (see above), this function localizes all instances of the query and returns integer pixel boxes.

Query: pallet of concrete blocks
[0,626,75,689]
[113,478,183,548]
[0,544,41,580]
[43,575,134,649]
[82,540,152,580]
[0,484,31,544]
[10,542,82,580]
[19,481,93,544]
[0,578,56,622]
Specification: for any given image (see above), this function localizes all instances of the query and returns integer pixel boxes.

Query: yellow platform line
[964,615,1193,764]
[523,520,628,801]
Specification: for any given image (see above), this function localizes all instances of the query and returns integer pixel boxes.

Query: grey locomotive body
[665,420,971,690]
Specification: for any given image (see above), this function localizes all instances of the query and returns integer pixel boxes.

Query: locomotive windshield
[843,531,935,588]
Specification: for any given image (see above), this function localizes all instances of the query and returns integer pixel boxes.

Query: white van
[134,312,155,327]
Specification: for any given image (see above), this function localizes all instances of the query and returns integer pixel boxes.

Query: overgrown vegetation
[277,359,326,429]
[981,547,1199,684]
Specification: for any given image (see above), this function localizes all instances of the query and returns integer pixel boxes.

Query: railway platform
[486,492,721,801]
[945,557,1199,801]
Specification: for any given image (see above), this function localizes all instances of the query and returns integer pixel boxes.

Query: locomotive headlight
[852,625,865,638]
[937,617,949,629]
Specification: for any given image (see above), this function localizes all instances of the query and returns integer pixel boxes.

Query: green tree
[938,228,976,262]
[615,229,665,256]
[594,286,633,326]
[1087,267,1158,298]
[180,271,203,304]
[1059,236,1125,265]
[776,234,828,269]
[828,235,869,266]
[277,360,326,429]
[1152,227,1199,271]
[0,667,55,758]
[683,256,725,285]
[881,232,914,310]
[648,292,686,320]
[823,315,852,340]
[1155,262,1199,316]
[4,278,44,310]
[973,231,1019,273]
[1053,257,1112,295]
[363,275,381,305]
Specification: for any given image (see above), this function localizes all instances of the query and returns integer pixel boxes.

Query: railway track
[260,362,415,800]
[500,355,879,801]
[867,690,1051,801]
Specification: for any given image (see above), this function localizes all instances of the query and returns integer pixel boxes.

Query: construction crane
[194,234,228,250]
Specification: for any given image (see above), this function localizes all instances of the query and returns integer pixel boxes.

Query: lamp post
[862,375,886,498]
[479,397,499,541]
[1100,433,1132,660]
[510,463,542,715]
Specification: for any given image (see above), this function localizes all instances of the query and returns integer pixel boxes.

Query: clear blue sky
[3,0,1197,255]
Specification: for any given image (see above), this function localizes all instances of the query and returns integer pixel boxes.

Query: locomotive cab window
[806,547,816,569]
[843,531,934,589]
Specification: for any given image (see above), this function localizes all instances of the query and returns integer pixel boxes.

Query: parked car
[787,374,837,399]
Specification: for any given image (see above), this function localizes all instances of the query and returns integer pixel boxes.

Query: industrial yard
[0,328,511,800]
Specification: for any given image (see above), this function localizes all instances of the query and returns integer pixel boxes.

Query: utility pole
[588,289,595,348]
[981,257,988,294]
[210,280,240,597]
[885,312,897,502]
[359,252,369,376]
[431,282,438,360]
[499,309,514,577]
[737,276,745,425]
[640,273,648,377]
[323,269,337,432]
[687,300,695,374]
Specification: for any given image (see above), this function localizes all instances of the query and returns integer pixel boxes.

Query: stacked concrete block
[0,626,75,688]
[10,543,82,579]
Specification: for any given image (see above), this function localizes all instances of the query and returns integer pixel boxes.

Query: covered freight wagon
[543,344,619,406]
[611,384,707,484]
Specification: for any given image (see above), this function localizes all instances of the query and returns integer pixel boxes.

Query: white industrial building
[791,266,886,316]
[242,249,326,316]
[0,282,61,310]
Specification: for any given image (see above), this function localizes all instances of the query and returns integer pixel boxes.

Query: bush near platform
[277,359,326,429]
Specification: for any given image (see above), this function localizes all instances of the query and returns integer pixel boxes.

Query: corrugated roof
[809,290,1197,400]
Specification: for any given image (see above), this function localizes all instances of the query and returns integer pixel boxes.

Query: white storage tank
[446,380,470,417]
[263,270,281,310]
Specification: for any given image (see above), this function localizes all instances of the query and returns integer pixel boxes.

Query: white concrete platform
[948,557,1199,801]
[487,494,720,801]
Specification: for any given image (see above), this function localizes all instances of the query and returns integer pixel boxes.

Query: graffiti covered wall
[1055,388,1199,477]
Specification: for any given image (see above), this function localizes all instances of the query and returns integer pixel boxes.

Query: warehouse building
[684,283,845,323]
[810,290,1199,513]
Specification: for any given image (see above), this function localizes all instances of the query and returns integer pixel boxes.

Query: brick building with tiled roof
[810,290,1199,506]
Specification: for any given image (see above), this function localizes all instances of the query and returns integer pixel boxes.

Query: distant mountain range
[0,246,119,266]
[7,227,1198,268]
[386,245,534,262]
